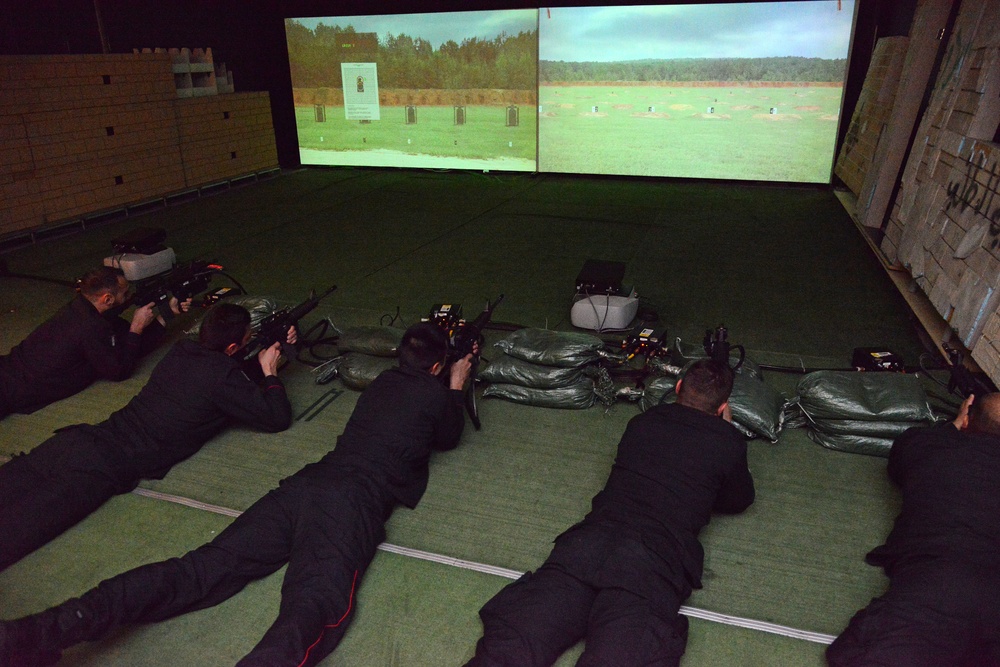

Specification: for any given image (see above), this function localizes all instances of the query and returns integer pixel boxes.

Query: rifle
[943,343,993,398]
[703,324,745,372]
[119,260,225,320]
[240,285,338,365]
[443,294,504,430]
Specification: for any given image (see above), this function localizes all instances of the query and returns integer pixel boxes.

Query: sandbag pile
[643,338,787,442]
[481,328,609,409]
[793,371,938,456]
[328,326,405,390]
[185,295,286,338]
[638,374,678,412]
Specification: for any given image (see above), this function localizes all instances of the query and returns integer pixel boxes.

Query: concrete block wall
[0,53,277,237]
[176,93,277,186]
[882,0,1000,382]
[834,37,909,196]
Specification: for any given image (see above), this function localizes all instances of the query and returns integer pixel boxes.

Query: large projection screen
[285,10,538,171]
[538,2,856,183]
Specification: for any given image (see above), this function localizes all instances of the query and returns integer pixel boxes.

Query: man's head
[675,358,734,417]
[79,267,129,312]
[399,322,449,375]
[965,393,1000,436]
[199,303,252,355]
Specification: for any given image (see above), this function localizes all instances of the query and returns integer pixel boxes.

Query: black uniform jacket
[574,402,755,592]
[0,295,160,415]
[303,365,465,510]
[866,422,1000,572]
[86,338,292,481]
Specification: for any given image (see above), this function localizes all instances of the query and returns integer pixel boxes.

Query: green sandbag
[494,328,604,368]
[338,353,398,391]
[807,430,895,457]
[337,326,405,357]
[729,373,786,443]
[640,372,786,442]
[639,375,678,412]
[795,371,935,422]
[483,378,597,409]
[810,418,926,438]
[479,354,585,389]
[186,295,284,337]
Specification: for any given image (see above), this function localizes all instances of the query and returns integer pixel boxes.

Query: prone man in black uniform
[0,321,474,667]
[826,393,1000,666]
[0,266,186,419]
[0,302,295,572]
[465,358,755,667]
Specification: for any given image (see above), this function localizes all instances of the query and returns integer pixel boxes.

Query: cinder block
[971,337,1000,381]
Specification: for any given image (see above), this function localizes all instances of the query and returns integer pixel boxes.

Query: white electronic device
[104,247,176,281]
[571,292,639,331]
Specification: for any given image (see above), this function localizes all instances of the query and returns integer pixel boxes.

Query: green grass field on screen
[294,105,537,164]
[539,85,843,183]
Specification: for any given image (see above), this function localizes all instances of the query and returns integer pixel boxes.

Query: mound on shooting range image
[285,10,538,172]
[538,2,855,183]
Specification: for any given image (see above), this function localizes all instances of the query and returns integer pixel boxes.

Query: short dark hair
[78,266,123,298]
[199,303,251,352]
[677,359,734,414]
[399,322,449,371]
[968,393,1000,437]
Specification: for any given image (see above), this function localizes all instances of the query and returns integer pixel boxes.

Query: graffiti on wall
[946,157,1000,246]
[936,28,972,92]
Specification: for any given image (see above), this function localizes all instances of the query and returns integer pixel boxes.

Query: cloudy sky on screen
[289,2,855,62]
[540,2,856,62]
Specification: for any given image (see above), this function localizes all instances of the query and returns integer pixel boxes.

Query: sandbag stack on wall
[481,329,605,409]
[0,50,277,238]
[793,371,938,456]
[878,0,1000,386]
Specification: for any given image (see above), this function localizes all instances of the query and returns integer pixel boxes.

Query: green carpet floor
[0,494,828,666]
[0,167,933,665]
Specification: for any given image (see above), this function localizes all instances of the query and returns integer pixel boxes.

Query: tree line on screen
[285,20,537,90]
[540,57,847,83]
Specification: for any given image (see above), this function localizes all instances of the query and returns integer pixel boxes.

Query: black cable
[754,363,853,374]
[0,259,77,288]
[380,306,402,327]
[218,271,246,295]
[294,318,341,367]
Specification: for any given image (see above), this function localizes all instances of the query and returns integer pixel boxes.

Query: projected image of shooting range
[285,10,538,171]
[538,2,855,183]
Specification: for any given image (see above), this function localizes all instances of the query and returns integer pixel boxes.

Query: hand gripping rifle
[240,285,338,365]
[450,294,504,430]
[123,260,225,321]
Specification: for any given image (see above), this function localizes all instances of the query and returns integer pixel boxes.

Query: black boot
[0,618,61,667]
[0,598,102,667]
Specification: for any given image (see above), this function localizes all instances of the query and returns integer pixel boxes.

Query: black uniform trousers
[0,427,129,571]
[466,526,688,667]
[826,558,1000,667]
[16,474,389,667]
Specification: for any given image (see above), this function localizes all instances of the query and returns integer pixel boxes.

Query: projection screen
[285,2,856,183]
[285,10,538,172]
[537,2,856,182]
